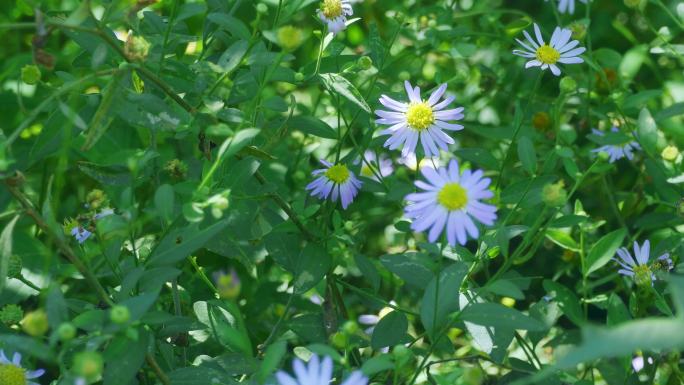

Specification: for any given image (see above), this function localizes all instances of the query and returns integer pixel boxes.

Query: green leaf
[103,329,149,385]
[545,229,580,252]
[218,40,249,72]
[0,215,19,293]
[169,366,239,385]
[420,262,468,338]
[380,252,435,289]
[319,73,371,113]
[517,136,536,175]
[216,128,261,160]
[82,70,124,151]
[207,13,251,40]
[154,184,175,223]
[460,303,546,331]
[193,300,252,355]
[543,280,584,326]
[256,340,287,384]
[637,108,657,155]
[147,219,230,266]
[584,228,627,276]
[371,311,409,350]
[288,116,337,139]
[77,162,132,186]
[606,293,630,326]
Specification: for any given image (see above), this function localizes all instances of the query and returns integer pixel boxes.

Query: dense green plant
[1,0,684,384]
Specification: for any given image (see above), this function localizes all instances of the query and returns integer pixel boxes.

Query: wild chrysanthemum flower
[513,24,586,76]
[375,81,464,158]
[355,151,393,181]
[276,355,368,385]
[317,0,353,35]
[590,127,641,163]
[545,0,588,14]
[0,350,45,385]
[306,160,362,209]
[614,240,673,286]
[405,160,497,246]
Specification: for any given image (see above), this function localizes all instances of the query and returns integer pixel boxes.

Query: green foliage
[1,0,683,384]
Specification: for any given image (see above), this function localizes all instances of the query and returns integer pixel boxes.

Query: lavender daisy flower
[355,151,393,181]
[317,0,353,35]
[614,240,673,286]
[513,24,586,76]
[0,350,45,385]
[405,159,497,246]
[276,355,368,385]
[545,0,588,14]
[71,226,93,244]
[590,127,641,163]
[375,81,464,158]
[306,160,362,209]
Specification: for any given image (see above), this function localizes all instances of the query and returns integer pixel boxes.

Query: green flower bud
[294,72,305,82]
[124,35,151,61]
[277,25,303,51]
[57,322,77,341]
[559,76,577,93]
[110,305,131,324]
[164,159,188,179]
[331,331,348,349]
[215,269,241,300]
[73,351,104,381]
[569,21,587,40]
[21,64,41,85]
[342,320,359,335]
[86,189,108,210]
[256,3,268,14]
[357,56,373,70]
[7,254,22,278]
[661,145,679,162]
[21,309,49,336]
[0,304,23,326]
[542,181,567,207]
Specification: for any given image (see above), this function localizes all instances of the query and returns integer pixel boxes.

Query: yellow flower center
[437,183,468,211]
[325,164,350,184]
[321,0,343,19]
[535,44,560,65]
[406,102,435,131]
[633,264,652,287]
[0,364,27,385]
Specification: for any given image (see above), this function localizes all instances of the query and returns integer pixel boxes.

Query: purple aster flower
[375,81,464,158]
[306,160,362,209]
[317,0,353,35]
[70,226,92,244]
[276,355,367,385]
[0,350,45,385]
[513,24,585,76]
[405,159,497,246]
[590,127,641,163]
[614,240,673,286]
[354,151,393,181]
[545,0,588,14]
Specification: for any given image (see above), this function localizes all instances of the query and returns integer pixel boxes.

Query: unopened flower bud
[542,181,567,207]
[661,145,679,162]
[357,56,373,70]
[214,269,241,300]
[21,64,41,85]
[21,309,49,336]
[559,76,577,93]
[532,112,551,131]
[110,305,131,324]
[125,35,151,61]
[73,351,104,381]
[277,26,303,51]
[57,322,77,341]
[256,3,268,14]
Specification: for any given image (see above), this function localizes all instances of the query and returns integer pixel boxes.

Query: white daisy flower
[614,240,673,286]
[513,23,586,76]
[276,355,368,385]
[590,127,641,163]
[375,81,464,158]
[545,0,588,14]
[317,0,353,35]
[405,159,497,246]
[0,350,45,385]
[354,151,393,181]
[306,160,362,209]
